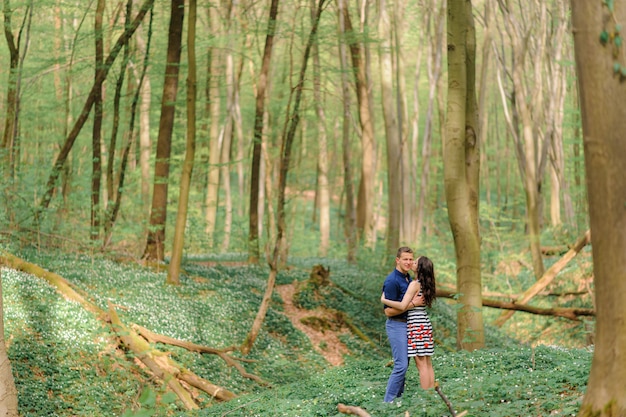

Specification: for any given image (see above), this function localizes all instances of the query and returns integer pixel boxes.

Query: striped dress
[407,285,434,357]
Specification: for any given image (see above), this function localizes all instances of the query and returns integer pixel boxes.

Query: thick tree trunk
[571,1,626,415]
[445,0,484,351]
[143,0,184,261]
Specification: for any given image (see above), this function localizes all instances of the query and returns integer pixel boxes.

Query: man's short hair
[396,246,413,258]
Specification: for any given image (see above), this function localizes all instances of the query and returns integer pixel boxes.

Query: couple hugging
[382,246,437,403]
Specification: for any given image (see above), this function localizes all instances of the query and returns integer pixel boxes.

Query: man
[381,246,414,403]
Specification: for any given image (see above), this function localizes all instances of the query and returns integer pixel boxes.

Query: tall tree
[310,4,330,258]
[445,0,484,350]
[242,0,327,354]
[414,0,446,240]
[143,0,184,261]
[571,1,626,415]
[103,0,153,247]
[337,0,357,263]
[338,0,377,248]
[167,0,197,284]
[494,0,568,279]
[2,0,32,226]
[203,2,223,249]
[91,0,105,241]
[378,0,401,253]
[38,0,156,211]
[248,0,279,263]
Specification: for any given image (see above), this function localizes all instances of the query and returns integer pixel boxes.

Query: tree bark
[437,289,594,320]
[248,0,279,263]
[143,0,184,261]
[167,0,197,284]
[378,0,401,254]
[571,1,626,414]
[445,0,484,351]
[204,3,223,249]
[91,0,105,241]
[311,0,330,258]
[337,0,358,263]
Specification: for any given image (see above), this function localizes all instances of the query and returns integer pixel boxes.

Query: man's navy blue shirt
[382,268,410,320]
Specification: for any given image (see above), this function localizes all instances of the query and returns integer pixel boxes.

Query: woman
[382,256,436,389]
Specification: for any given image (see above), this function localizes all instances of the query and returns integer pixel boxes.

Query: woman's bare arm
[381,281,421,310]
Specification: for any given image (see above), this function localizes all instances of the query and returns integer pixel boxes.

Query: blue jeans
[384,318,408,402]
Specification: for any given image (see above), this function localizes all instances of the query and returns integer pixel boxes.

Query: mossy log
[0,250,245,408]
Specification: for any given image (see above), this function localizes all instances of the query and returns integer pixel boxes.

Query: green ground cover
[1,247,591,416]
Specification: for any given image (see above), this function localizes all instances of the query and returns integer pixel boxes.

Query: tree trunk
[571,1,626,414]
[103,0,151,248]
[415,0,445,240]
[337,0,357,263]
[167,0,197,285]
[0,271,18,417]
[204,3,222,249]
[1,0,19,177]
[143,0,184,261]
[445,0,484,351]
[91,0,105,241]
[248,0,279,263]
[242,0,327,354]
[311,0,330,258]
[39,0,155,211]
[339,1,377,248]
[378,0,401,254]
[134,5,152,220]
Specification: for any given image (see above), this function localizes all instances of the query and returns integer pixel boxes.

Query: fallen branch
[133,324,270,386]
[1,251,242,406]
[437,289,594,320]
[435,382,467,417]
[337,403,371,417]
[493,229,591,326]
[108,303,199,410]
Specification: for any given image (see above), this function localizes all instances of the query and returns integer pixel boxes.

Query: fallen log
[493,229,591,326]
[108,303,199,410]
[133,324,270,386]
[437,289,594,320]
[0,250,244,407]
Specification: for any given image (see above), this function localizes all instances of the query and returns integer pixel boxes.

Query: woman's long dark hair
[416,256,436,308]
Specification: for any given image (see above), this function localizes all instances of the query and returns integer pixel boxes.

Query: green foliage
[0,245,593,416]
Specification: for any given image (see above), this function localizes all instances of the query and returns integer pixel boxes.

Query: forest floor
[276,282,350,366]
